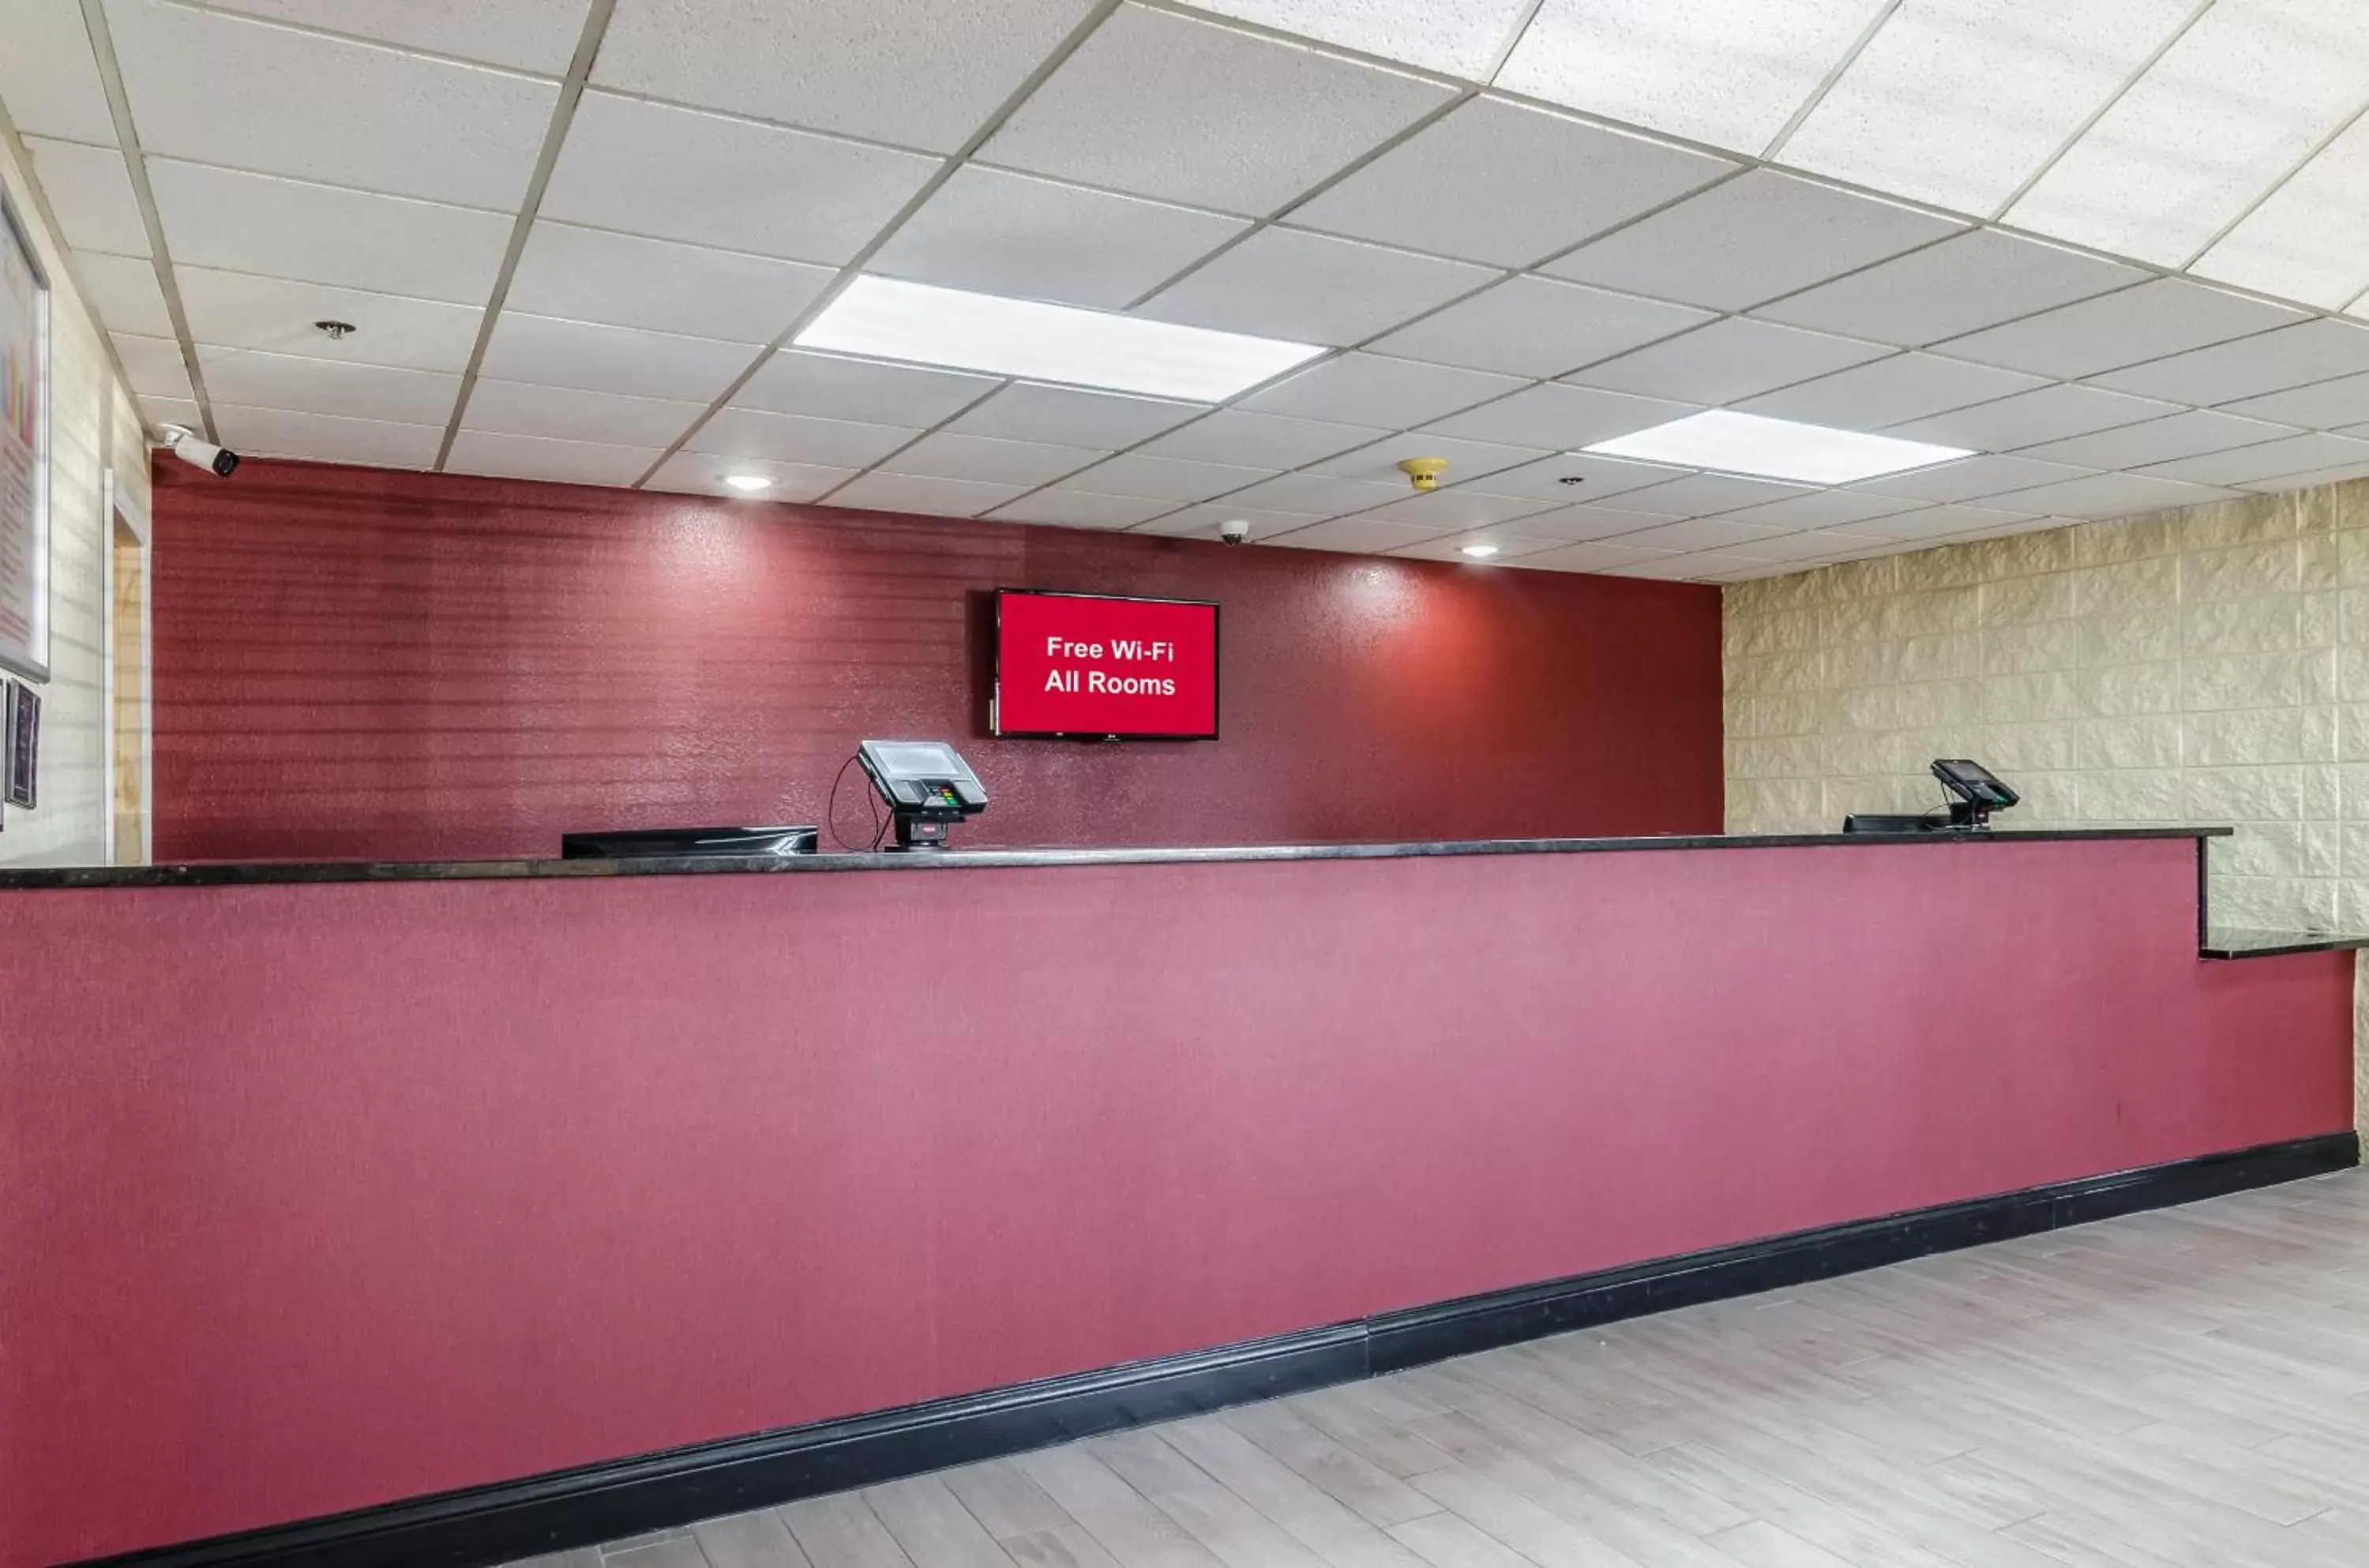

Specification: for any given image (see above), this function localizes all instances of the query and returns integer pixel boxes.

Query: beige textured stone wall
[1725,482,2369,1135]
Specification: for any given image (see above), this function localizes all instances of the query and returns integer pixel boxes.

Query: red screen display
[995,591,1219,738]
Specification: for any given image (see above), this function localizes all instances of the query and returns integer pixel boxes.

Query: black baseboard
[78,1131,2358,1568]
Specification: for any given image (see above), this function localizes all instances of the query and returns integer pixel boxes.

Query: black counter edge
[0,827,2234,892]
[69,1129,2356,1568]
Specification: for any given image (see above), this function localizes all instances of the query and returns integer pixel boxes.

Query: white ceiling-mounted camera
[1217,518,1251,546]
[158,424,241,478]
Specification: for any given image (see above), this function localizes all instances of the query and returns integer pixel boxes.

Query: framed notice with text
[0,188,51,682]
[6,678,36,808]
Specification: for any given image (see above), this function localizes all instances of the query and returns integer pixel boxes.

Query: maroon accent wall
[0,838,2350,1564]
[150,460,1721,862]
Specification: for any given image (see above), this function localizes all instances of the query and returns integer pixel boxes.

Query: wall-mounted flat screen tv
[993,590,1219,740]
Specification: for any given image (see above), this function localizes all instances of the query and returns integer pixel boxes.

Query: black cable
[826,753,870,850]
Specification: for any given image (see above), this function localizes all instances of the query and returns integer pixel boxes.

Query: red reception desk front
[0,829,2352,1566]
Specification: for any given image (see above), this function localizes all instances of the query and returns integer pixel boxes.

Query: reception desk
[1,829,2355,1568]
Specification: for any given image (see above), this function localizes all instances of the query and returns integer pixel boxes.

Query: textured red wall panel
[149,460,1722,861]
[0,837,2351,1564]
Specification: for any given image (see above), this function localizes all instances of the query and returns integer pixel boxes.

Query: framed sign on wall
[0,186,51,683]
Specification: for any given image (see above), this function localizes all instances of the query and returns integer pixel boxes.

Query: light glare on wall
[1584,411,1973,485]
[794,276,1325,402]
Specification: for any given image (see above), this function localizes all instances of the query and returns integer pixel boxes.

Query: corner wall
[0,120,147,865]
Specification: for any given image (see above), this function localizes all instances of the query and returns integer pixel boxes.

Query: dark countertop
[0,826,2228,891]
[2200,928,2369,959]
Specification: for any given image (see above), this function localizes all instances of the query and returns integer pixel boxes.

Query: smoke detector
[1397,456,1451,492]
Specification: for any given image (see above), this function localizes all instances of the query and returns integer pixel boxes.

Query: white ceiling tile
[1136,229,1496,347]
[200,0,592,73]
[1181,0,1533,80]
[886,431,1102,486]
[982,5,1455,216]
[687,407,918,467]
[176,269,485,372]
[506,223,832,344]
[21,137,148,256]
[644,452,856,501]
[1139,408,1382,467]
[828,471,1031,517]
[1422,382,1695,450]
[111,333,191,399]
[461,379,704,447]
[542,92,939,264]
[1723,527,1895,562]
[2224,371,2369,430]
[1064,452,1275,501]
[210,403,442,467]
[1887,384,2181,450]
[1710,490,1924,530]
[107,0,557,208]
[197,347,460,424]
[1932,278,2306,380]
[1853,502,2041,539]
[738,350,997,425]
[2236,459,2369,493]
[1600,550,1770,580]
[72,252,171,336]
[2090,320,2369,406]
[1849,452,2096,502]
[1515,539,1680,572]
[1462,452,1689,503]
[1542,171,1961,311]
[1290,96,1733,268]
[1387,531,1571,562]
[1505,502,1677,542]
[1606,475,1816,518]
[1601,516,1796,552]
[445,431,663,486]
[1737,353,2044,430]
[1356,489,1563,528]
[1984,470,2237,518]
[2193,111,2369,308]
[990,490,1178,530]
[1262,516,1447,552]
[139,396,201,429]
[479,313,755,401]
[1755,229,2146,346]
[1308,430,1548,486]
[1369,276,1711,377]
[2135,433,2369,487]
[0,0,115,142]
[595,0,1094,154]
[2015,409,2300,469]
[871,167,1246,309]
[1237,353,1522,427]
[1781,0,2197,214]
[1567,319,1892,406]
[1220,471,1408,516]
[947,382,1202,446]
[1133,503,1323,540]
[1497,0,1892,154]
[147,160,512,302]
[2008,0,2369,267]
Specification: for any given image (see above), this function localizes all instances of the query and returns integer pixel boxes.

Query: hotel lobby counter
[0,824,2236,890]
[2,825,2351,1567]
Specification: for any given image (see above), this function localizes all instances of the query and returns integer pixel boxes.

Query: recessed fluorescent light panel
[1584,411,1972,485]
[795,276,1324,402]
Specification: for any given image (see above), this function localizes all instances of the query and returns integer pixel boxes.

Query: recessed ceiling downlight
[722,474,774,493]
[794,276,1325,402]
[1459,543,1501,558]
[1583,410,1973,486]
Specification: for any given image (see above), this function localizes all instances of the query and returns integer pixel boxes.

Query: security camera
[158,424,240,478]
[1217,518,1251,546]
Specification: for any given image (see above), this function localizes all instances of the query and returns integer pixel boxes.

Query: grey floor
[517,1168,2369,1568]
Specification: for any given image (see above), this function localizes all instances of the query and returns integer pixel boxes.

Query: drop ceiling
[8,0,2369,581]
